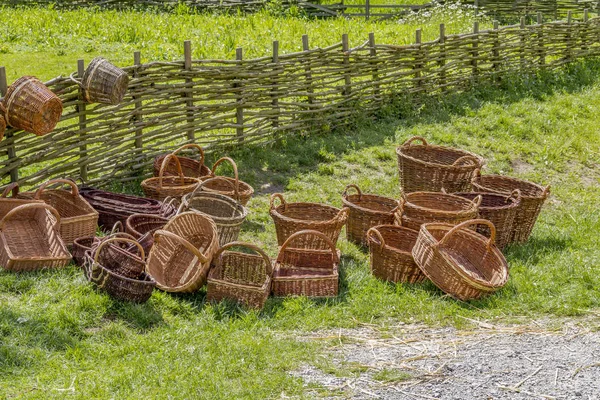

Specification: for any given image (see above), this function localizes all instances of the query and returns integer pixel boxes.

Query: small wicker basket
[153,143,211,178]
[71,57,129,105]
[199,157,254,206]
[125,213,169,254]
[141,154,201,202]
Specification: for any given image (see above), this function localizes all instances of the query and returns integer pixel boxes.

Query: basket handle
[93,237,146,264]
[162,196,179,210]
[277,229,339,264]
[1,182,20,198]
[402,136,428,147]
[452,155,480,166]
[472,168,482,181]
[179,177,237,214]
[110,221,124,235]
[159,154,185,189]
[210,157,239,196]
[342,184,362,200]
[542,185,551,197]
[0,203,61,231]
[335,207,350,221]
[270,193,287,211]
[171,143,206,169]
[213,241,273,276]
[438,219,496,250]
[68,71,83,87]
[153,229,208,264]
[34,178,79,199]
[508,189,522,203]
[471,194,482,208]
[366,227,386,252]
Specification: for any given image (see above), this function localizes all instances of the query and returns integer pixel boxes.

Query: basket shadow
[102,296,166,332]
[504,235,572,264]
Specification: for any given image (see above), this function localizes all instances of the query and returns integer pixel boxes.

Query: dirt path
[293,317,600,399]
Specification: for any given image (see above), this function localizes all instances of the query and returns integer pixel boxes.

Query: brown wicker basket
[71,57,129,105]
[179,178,248,245]
[270,193,349,249]
[206,242,273,309]
[1,76,63,136]
[396,191,480,231]
[125,213,169,254]
[342,184,398,246]
[396,136,483,193]
[454,191,521,249]
[472,170,550,243]
[73,236,98,267]
[199,157,254,206]
[0,203,71,272]
[412,219,509,301]
[141,154,201,202]
[153,143,211,178]
[0,106,6,141]
[272,230,339,298]
[366,225,425,283]
[146,212,219,293]
[0,182,44,219]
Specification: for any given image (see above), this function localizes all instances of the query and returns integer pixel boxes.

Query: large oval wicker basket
[342,184,398,246]
[396,136,483,193]
[199,157,254,206]
[153,143,211,178]
[141,154,201,202]
[412,219,509,301]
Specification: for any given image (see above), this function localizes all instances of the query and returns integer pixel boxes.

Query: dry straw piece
[146,211,219,293]
[342,184,398,246]
[366,225,425,284]
[471,170,550,243]
[1,76,63,136]
[412,219,509,301]
[141,154,201,202]
[396,191,480,231]
[153,143,211,178]
[454,191,521,249]
[0,203,71,272]
[71,57,129,105]
[179,177,248,245]
[206,242,273,309]
[270,193,349,249]
[396,136,483,193]
[199,157,254,206]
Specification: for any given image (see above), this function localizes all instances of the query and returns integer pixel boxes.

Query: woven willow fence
[1,13,599,188]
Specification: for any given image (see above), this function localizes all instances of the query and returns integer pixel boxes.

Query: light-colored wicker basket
[141,154,201,202]
[199,157,254,206]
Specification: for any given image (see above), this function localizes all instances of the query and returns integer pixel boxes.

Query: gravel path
[293,317,600,399]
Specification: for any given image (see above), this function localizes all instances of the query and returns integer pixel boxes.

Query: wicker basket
[396,136,483,193]
[153,143,210,178]
[270,193,349,249]
[0,107,6,142]
[366,225,425,283]
[472,171,550,243]
[84,238,155,303]
[179,178,248,245]
[141,154,200,202]
[206,242,273,309]
[1,76,63,136]
[454,191,521,249]
[125,213,169,254]
[272,230,339,298]
[396,191,480,231]
[0,182,45,219]
[146,212,219,293]
[199,157,254,206]
[412,219,509,301]
[71,57,129,105]
[342,184,398,246]
[73,236,98,267]
[0,203,71,272]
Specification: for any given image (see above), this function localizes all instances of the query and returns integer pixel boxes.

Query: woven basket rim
[473,174,549,199]
[367,224,419,255]
[403,192,478,215]
[182,191,248,221]
[208,267,271,290]
[342,193,398,216]
[270,202,345,225]
[272,262,339,280]
[397,144,483,169]
[454,191,520,211]
[88,257,156,286]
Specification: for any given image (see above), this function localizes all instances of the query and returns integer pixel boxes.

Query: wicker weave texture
[199,157,254,206]
[141,154,200,201]
[153,143,211,178]
[80,57,129,105]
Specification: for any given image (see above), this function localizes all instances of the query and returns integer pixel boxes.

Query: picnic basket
[412,219,509,301]
[454,191,521,249]
[472,170,550,243]
[141,154,201,201]
[206,242,273,309]
[366,225,425,283]
[1,76,63,136]
[84,238,155,303]
[153,143,210,178]
[70,57,129,105]
[341,184,398,246]
[146,212,219,293]
[0,203,71,271]
[272,230,340,298]
[179,178,248,245]
[199,157,254,206]
[270,193,349,249]
[396,136,483,193]
[396,191,480,231]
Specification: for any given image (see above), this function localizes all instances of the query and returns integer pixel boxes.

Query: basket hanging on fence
[1,76,63,136]
[84,238,155,303]
[0,203,71,272]
[412,219,509,301]
[146,212,219,293]
[272,230,339,298]
[206,242,273,309]
[199,157,254,206]
[179,177,248,245]
[366,225,425,284]
[396,136,483,193]
[70,57,129,105]
[471,170,550,243]
[270,193,349,249]
[341,184,398,246]
[396,191,480,231]
[141,154,201,202]
[153,143,211,178]
[454,191,521,249]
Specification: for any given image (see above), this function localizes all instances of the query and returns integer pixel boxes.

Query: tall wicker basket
[153,143,210,178]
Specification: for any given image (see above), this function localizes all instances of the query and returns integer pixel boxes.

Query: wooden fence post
[492,20,500,81]
[438,24,446,91]
[133,51,143,160]
[271,40,280,131]
[582,9,589,55]
[520,17,526,69]
[471,21,479,82]
[235,47,244,143]
[537,13,545,66]
[368,32,381,102]
[0,67,18,184]
[414,29,423,91]
[302,35,315,106]
[342,34,351,97]
[77,59,88,182]
[565,11,572,62]
[184,40,195,142]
